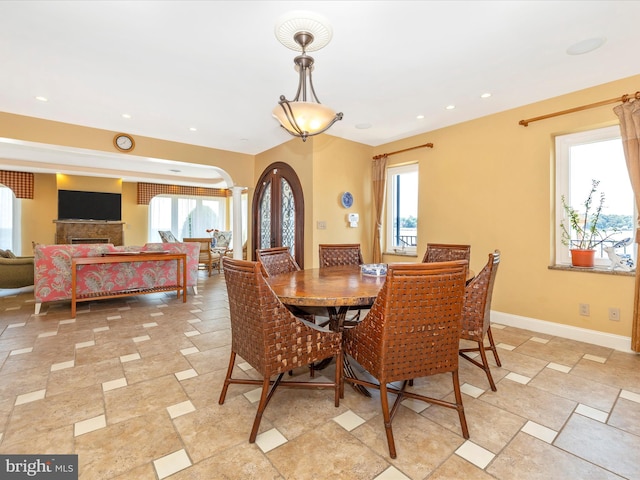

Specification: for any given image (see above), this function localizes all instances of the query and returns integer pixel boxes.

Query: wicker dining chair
[459,250,502,391]
[319,243,364,268]
[319,244,364,324]
[219,257,343,443]
[256,246,301,277]
[422,243,471,264]
[256,246,321,340]
[343,261,470,459]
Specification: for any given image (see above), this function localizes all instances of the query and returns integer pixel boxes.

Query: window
[148,194,226,242]
[0,185,18,253]
[555,125,636,266]
[386,163,418,254]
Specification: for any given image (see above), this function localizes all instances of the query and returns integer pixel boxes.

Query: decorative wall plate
[341,191,353,208]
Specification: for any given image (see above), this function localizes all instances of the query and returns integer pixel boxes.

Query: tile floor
[0,275,639,479]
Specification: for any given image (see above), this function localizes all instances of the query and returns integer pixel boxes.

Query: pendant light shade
[272,13,342,141]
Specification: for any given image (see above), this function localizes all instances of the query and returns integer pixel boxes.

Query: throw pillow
[5,250,16,258]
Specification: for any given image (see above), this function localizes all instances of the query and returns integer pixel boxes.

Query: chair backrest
[158,230,178,243]
[422,243,471,264]
[319,244,363,268]
[462,250,500,340]
[222,257,308,377]
[256,247,300,277]
[212,230,232,248]
[182,237,212,258]
[350,261,468,383]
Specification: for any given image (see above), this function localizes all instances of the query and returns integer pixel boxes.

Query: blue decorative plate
[341,191,354,208]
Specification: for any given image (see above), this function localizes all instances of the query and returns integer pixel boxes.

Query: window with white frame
[0,185,18,253]
[555,125,636,266]
[148,194,226,242]
[386,163,418,254]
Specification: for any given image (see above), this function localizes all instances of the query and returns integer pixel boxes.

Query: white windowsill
[549,264,635,277]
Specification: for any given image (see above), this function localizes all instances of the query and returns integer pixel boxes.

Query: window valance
[137,182,229,205]
[0,170,34,199]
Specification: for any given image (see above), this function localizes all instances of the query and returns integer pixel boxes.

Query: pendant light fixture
[272,12,343,141]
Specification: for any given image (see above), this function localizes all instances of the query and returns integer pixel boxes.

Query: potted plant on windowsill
[560,179,617,267]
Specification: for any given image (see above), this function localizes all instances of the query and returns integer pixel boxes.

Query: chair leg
[452,370,469,439]
[379,383,397,458]
[218,352,236,405]
[486,326,502,366]
[477,340,497,391]
[249,378,272,443]
[334,349,343,407]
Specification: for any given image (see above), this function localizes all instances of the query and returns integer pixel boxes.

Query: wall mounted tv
[58,190,122,221]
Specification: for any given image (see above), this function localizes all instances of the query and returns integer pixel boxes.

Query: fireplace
[54,220,124,246]
[71,238,110,244]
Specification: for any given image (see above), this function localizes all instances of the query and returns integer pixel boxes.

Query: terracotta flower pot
[570,249,596,267]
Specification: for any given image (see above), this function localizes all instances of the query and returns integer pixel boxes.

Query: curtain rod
[372,142,433,160]
[519,91,640,127]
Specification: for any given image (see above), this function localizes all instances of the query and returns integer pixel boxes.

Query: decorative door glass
[259,182,271,249]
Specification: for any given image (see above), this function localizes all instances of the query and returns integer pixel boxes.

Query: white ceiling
[1,0,639,187]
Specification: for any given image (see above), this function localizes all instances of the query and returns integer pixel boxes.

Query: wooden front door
[252,162,305,267]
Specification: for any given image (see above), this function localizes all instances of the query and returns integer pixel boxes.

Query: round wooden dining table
[265,264,386,331]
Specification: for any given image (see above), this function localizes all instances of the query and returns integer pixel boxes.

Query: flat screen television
[58,190,122,221]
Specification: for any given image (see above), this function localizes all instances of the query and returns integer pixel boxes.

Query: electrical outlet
[579,303,590,316]
[609,308,621,321]
[317,221,327,230]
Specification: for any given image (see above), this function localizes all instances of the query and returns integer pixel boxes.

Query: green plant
[560,179,617,250]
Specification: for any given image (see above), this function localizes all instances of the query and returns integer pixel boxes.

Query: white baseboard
[491,311,634,353]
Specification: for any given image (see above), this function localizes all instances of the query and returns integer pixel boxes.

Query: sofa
[0,255,35,289]
[34,242,200,314]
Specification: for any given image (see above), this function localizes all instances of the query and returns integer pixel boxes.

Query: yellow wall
[377,74,640,337]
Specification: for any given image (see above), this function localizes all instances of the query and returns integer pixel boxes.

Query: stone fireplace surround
[54,220,124,246]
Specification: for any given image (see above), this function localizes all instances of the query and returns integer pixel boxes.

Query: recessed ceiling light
[566,37,606,55]
[35,96,48,102]
[446,105,455,110]
[355,123,372,129]
[480,93,492,98]
[416,115,424,120]
[189,127,197,132]
[122,113,131,119]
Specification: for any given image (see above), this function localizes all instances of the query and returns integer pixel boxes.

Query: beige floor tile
[479,379,575,431]
[46,357,124,397]
[122,351,193,384]
[422,393,526,454]
[351,408,465,478]
[170,443,284,480]
[75,411,183,479]
[608,397,640,436]
[429,454,496,479]
[268,421,389,480]
[488,432,622,480]
[554,413,640,479]
[4,385,104,439]
[528,367,619,412]
[104,374,189,425]
[173,395,273,463]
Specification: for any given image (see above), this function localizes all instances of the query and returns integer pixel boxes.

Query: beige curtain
[613,99,640,351]
[372,156,388,263]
